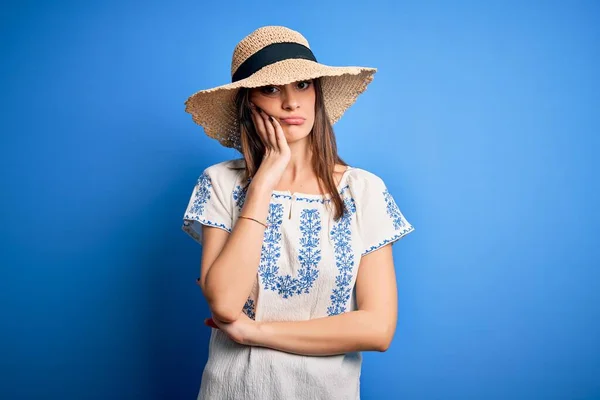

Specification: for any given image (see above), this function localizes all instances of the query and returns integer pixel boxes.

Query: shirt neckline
[271,166,355,200]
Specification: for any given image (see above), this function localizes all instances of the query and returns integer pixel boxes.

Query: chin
[283,131,311,144]
[283,133,297,141]
[283,126,310,136]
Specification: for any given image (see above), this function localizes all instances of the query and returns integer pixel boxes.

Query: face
[249,80,316,144]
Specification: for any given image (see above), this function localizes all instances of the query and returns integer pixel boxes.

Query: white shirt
[182,158,415,400]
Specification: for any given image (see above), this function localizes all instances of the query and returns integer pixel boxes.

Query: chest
[238,194,366,321]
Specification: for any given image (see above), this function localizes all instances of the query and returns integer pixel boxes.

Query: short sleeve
[355,173,415,256]
[181,164,236,246]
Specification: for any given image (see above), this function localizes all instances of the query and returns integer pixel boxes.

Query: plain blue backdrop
[2,0,599,399]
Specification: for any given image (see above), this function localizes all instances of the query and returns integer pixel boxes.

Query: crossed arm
[201,225,399,356]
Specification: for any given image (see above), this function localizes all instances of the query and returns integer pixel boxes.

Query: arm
[200,182,272,323]
[247,243,398,356]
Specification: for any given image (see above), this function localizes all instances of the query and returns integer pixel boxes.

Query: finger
[256,106,274,148]
[250,103,267,141]
[249,106,269,148]
[258,110,277,151]
[270,116,288,152]
[248,104,266,142]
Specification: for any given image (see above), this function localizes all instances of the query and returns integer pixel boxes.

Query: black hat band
[231,42,317,83]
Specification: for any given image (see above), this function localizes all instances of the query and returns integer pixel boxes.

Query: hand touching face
[249,80,316,145]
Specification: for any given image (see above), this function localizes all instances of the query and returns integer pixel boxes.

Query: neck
[283,137,313,183]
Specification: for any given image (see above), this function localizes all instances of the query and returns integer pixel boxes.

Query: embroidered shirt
[182,158,415,400]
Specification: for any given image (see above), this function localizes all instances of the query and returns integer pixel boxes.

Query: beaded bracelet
[238,215,268,229]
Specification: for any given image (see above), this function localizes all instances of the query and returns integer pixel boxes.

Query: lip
[280,117,306,125]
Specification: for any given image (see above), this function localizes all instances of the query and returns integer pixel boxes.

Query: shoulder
[345,165,388,194]
[200,157,246,190]
[204,157,245,174]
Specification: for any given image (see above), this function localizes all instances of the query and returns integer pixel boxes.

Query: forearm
[204,183,271,322]
[250,310,392,356]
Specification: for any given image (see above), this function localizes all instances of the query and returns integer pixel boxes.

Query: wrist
[246,320,269,347]
[248,180,274,197]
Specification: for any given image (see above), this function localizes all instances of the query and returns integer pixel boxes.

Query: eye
[296,80,312,90]
[259,85,279,95]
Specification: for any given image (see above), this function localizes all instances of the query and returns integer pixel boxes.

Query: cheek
[248,92,273,109]
[248,94,264,108]
[303,93,317,121]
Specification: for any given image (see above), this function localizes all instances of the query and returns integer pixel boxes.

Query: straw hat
[183,25,377,151]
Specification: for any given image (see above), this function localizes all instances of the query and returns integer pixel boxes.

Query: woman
[182,26,415,400]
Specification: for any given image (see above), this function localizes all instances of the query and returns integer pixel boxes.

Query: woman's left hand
[204,312,259,346]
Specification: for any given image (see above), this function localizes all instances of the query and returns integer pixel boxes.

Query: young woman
[182,25,415,400]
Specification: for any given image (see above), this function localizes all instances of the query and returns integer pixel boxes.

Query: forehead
[255,79,313,88]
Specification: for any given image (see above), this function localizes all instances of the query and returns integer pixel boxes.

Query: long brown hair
[233,78,348,221]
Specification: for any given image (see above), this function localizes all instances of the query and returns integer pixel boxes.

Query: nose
[281,85,299,110]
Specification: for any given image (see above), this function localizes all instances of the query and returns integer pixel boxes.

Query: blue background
[2,0,599,399]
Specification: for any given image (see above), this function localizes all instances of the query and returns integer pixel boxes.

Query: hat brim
[184,58,377,150]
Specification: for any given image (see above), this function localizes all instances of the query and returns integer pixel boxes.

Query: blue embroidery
[383,188,407,230]
[258,204,284,293]
[360,189,414,255]
[361,225,414,256]
[183,171,231,235]
[273,275,299,299]
[232,176,251,212]
[190,172,211,215]
[271,185,351,203]
[232,184,247,212]
[182,218,230,233]
[296,209,321,294]
[243,298,256,320]
[258,204,322,299]
[327,197,357,316]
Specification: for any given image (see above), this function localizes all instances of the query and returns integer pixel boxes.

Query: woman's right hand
[248,103,291,191]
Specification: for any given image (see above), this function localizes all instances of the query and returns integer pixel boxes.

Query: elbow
[376,335,392,352]
[209,301,242,324]
[202,276,241,323]
[375,324,395,352]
